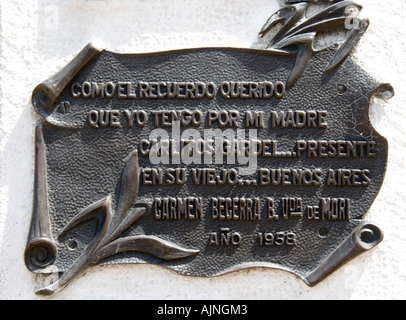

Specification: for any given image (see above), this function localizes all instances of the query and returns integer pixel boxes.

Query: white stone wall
[0,0,405,300]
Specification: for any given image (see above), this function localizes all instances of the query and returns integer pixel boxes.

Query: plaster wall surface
[0,0,405,300]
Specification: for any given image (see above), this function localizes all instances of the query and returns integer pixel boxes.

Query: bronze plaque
[26,1,393,295]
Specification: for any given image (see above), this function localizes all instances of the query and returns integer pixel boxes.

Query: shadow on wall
[35,0,280,58]
[0,100,38,297]
[35,0,133,58]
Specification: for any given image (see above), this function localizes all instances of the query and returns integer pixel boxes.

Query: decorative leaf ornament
[257,1,369,89]
[36,150,199,296]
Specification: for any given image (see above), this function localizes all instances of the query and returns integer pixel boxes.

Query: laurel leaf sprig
[36,149,199,296]
[258,1,368,89]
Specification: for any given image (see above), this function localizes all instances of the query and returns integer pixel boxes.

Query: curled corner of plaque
[303,221,384,287]
[25,124,57,273]
[368,82,395,137]
[32,43,103,128]
[371,83,395,102]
